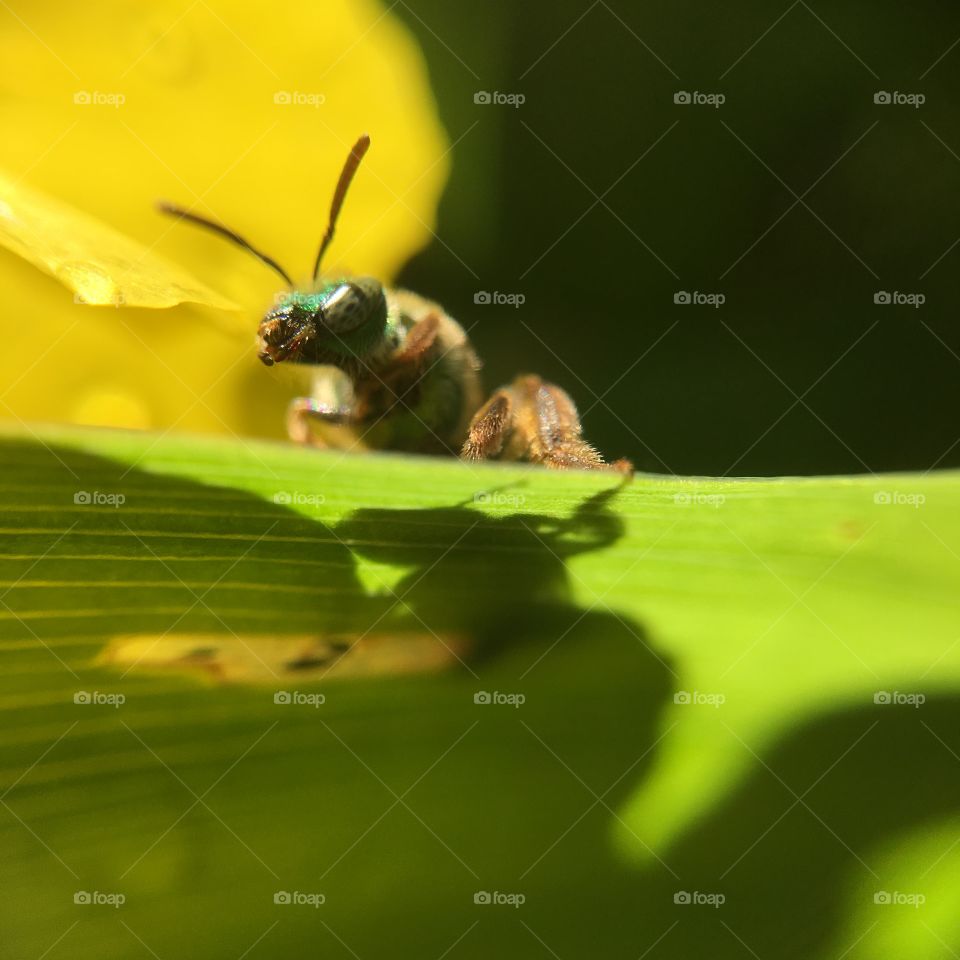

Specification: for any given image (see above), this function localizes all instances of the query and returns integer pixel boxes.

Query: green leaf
[2,423,958,959]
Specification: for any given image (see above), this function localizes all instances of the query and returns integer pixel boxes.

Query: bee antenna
[157,201,295,288]
[312,134,371,282]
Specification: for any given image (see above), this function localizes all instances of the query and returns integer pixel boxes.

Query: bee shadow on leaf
[5,440,956,959]
[331,482,638,665]
[330,484,677,953]
[0,437,675,959]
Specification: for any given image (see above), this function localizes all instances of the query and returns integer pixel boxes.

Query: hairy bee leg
[461,391,511,461]
[526,378,633,473]
[462,376,633,474]
[286,397,353,447]
[392,312,440,365]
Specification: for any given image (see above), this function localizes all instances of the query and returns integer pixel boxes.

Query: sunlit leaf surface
[1,424,958,958]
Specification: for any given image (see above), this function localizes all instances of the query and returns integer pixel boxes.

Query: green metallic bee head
[159,134,380,370]
[256,278,388,366]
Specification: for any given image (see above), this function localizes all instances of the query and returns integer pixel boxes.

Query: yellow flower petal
[0,169,238,309]
[0,0,448,438]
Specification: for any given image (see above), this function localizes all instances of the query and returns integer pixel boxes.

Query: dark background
[393,0,960,476]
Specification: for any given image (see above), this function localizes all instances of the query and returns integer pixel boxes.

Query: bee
[160,135,631,473]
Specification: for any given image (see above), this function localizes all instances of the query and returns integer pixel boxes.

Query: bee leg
[286,397,353,447]
[462,376,632,474]
[524,377,633,473]
[392,312,440,365]
[461,390,512,461]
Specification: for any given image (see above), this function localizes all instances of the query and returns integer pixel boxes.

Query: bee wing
[0,168,239,310]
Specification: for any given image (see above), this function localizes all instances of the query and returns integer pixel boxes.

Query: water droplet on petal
[56,261,122,305]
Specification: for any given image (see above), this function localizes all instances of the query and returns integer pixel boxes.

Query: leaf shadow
[0,438,674,958]
[642,694,960,959]
[6,438,954,958]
